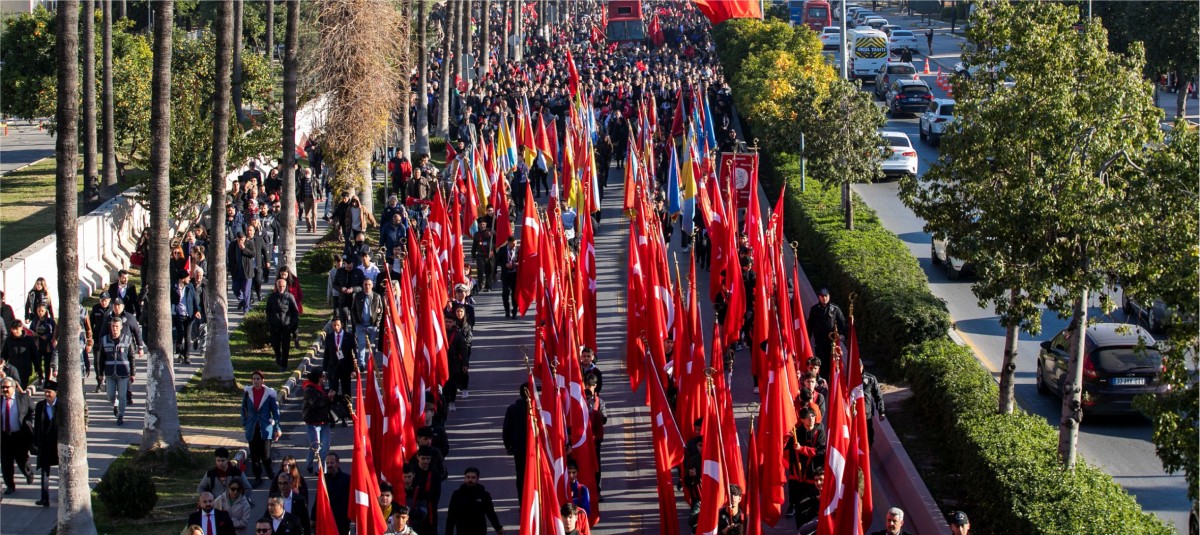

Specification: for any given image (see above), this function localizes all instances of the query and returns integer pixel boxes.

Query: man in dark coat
[266,279,301,372]
[498,237,519,318]
[319,453,352,535]
[0,377,34,494]
[262,497,305,535]
[188,492,237,535]
[1,321,36,388]
[806,288,846,383]
[0,292,17,349]
[107,269,141,320]
[501,384,531,500]
[322,317,356,396]
[247,224,272,303]
[229,232,256,312]
[444,467,504,535]
[32,380,58,506]
[333,258,365,322]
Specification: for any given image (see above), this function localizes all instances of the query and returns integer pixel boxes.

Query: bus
[606,0,646,43]
[789,0,832,32]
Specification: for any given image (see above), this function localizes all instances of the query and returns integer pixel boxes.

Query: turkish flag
[417,243,448,390]
[792,261,815,369]
[677,257,707,442]
[493,171,513,247]
[693,0,762,25]
[449,193,469,287]
[364,356,386,476]
[350,374,388,535]
[757,312,797,527]
[817,343,851,535]
[696,386,727,535]
[746,420,763,535]
[669,88,685,139]
[647,349,684,534]
[445,140,457,163]
[515,183,542,316]
[579,201,597,352]
[625,223,647,391]
[847,317,873,531]
[566,48,581,97]
[313,461,339,535]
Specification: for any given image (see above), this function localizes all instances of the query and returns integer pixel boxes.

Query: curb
[873,417,952,534]
[278,321,331,402]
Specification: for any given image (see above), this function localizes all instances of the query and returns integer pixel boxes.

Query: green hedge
[762,152,951,366]
[900,340,1172,535]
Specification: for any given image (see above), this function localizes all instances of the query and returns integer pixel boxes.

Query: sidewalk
[0,217,330,535]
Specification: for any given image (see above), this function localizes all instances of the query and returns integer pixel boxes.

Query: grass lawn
[91,446,212,535]
[0,158,138,259]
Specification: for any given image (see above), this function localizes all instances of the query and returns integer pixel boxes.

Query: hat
[42,380,57,391]
[112,297,125,305]
[99,292,111,299]
[818,288,830,297]
[951,511,969,526]
[454,284,469,292]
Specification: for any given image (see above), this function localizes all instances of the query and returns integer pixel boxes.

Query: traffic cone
[924,58,931,74]
[935,68,945,89]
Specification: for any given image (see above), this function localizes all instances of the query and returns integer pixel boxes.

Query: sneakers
[753,386,760,394]
[116,416,124,426]
[461,390,469,400]
[449,402,457,412]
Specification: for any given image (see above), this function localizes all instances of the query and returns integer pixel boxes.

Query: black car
[885,79,933,116]
[1036,323,1164,416]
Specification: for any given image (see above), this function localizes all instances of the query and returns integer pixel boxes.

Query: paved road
[0,120,57,176]
[841,6,1191,531]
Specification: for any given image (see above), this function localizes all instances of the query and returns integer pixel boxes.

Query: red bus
[801,0,832,32]
[606,0,646,42]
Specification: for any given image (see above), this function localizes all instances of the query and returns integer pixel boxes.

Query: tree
[1129,123,1200,503]
[397,0,413,162]
[140,0,187,457]
[436,0,456,138]
[900,0,1162,468]
[81,0,99,201]
[480,0,490,81]
[1094,2,1200,119]
[102,0,118,187]
[279,0,299,271]
[232,0,245,123]
[0,6,60,120]
[202,0,237,389]
[310,0,404,209]
[53,2,100,533]
[264,0,274,63]
[459,0,471,83]
[415,0,431,155]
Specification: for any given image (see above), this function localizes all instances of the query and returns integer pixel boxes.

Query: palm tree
[480,0,490,82]
[54,2,100,532]
[460,0,471,83]
[500,0,509,65]
[435,0,456,137]
[101,0,117,188]
[264,0,274,63]
[279,0,298,271]
[415,0,430,155]
[512,0,523,62]
[232,0,245,123]
[140,0,187,456]
[82,0,98,202]
[202,0,236,388]
[398,0,412,162]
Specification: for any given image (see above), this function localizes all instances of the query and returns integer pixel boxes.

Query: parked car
[878,131,918,179]
[930,233,970,280]
[919,98,956,145]
[1036,323,1165,415]
[881,24,901,36]
[872,61,918,99]
[888,29,920,53]
[820,26,842,50]
[1122,292,1189,334]
[853,10,877,26]
[885,79,934,116]
[860,17,888,31]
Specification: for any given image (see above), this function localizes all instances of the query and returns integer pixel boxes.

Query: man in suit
[229,232,256,312]
[350,279,383,369]
[107,269,141,321]
[0,376,33,494]
[322,317,356,396]
[246,224,272,303]
[171,271,201,365]
[319,453,352,535]
[188,492,237,535]
[266,278,301,372]
[33,380,58,506]
[262,496,305,535]
[498,237,519,318]
[271,471,311,535]
[332,257,364,322]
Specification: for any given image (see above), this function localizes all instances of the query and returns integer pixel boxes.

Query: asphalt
[0,121,57,176]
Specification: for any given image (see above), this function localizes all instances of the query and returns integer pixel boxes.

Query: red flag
[647,349,684,535]
[677,256,707,441]
[445,140,458,163]
[648,14,666,47]
[449,193,469,287]
[364,356,386,475]
[351,373,388,535]
[565,48,581,97]
[379,276,417,493]
[847,317,873,531]
[418,244,448,389]
[515,184,542,316]
[314,460,339,535]
[624,223,647,391]
[669,88,685,139]
[579,203,597,352]
[693,0,763,25]
[757,309,797,527]
[817,344,851,535]
[746,420,763,535]
[792,261,815,369]
[494,169,513,247]
[696,384,727,535]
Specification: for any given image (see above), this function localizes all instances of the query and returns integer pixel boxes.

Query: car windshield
[1093,347,1161,373]
[824,27,839,34]
[892,31,913,37]
[808,7,828,18]
[939,104,956,115]
[882,134,910,147]
[889,65,916,74]
[902,85,931,95]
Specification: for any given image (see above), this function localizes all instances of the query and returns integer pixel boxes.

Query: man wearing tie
[33,380,58,506]
[322,317,356,396]
[0,377,35,494]
[499,236,519,318]
[350,279,383,369]
[187,492,236,535]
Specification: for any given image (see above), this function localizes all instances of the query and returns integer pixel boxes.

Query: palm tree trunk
[203,0,236,387]
[460,0,472,84]
[264,0,274,63]
[232,0,245,124]
[500,0,509,64]
[279,0,299,272]
[141,0,187,456]
[415,0,430,155]
[512,0,522,62]
[398,0,412,162]
[116,0,124,19]
[435,0,456,138]
[81,0,99,202]
[101,0,117,187]
[54,3,99,532]
[480,0,490,81]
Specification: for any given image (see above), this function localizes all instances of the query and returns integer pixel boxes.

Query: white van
[849,29,889,81]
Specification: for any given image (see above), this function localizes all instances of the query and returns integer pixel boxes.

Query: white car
[859,17,888,31]
[918,98,955,145]
[878,131,918,179]
[888,29,920,53]
[819,26,841,50]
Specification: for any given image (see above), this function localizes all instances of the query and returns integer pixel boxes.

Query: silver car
[918,98,956,145]
[878,130,918,179]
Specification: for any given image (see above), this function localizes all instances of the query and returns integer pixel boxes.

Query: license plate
[1111,377,1146,386]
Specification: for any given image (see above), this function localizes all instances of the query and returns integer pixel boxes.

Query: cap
[42,380,57,391]
[99,292,111,299]
[951,511,969,526]
[112,297,125,305]
[818,288,830,297]
[454,284,469,292]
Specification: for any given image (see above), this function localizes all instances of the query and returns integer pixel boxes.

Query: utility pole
[840,0,849,80]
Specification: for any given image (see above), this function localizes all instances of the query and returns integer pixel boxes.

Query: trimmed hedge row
[761,152,951,366]
[900,340,1172,534]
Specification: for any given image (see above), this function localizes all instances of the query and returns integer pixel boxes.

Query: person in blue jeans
[240,371,282,486]
[300,368,333,474]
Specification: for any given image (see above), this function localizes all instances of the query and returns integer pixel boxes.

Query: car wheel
[930,243,942,265]
[1036,364,1049,395]
[919,124,927,141]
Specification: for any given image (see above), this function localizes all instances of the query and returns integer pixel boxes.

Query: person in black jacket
[498,237,519,318]
[501,384,531,501]
[229,232,256,312]
[0,292,17,349]
[444,467,504,535]
[332,259,364,322]
[2,321,36,388]
[319,453,352,535]
[247,225,272,303]
[270,471,311,535]
[29,304,55,385]
[322,317,356,396]
[350,279,383,369]
[0,377,34,494]
[443,305,473,412]
[88,293,113,391]
[262,497,305,535]
[806,288,846,384]
[107,270,140,321]
[188,492,237,535]
[786,407,826,525]
[266,279,301,372]
[32,381,58,506]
